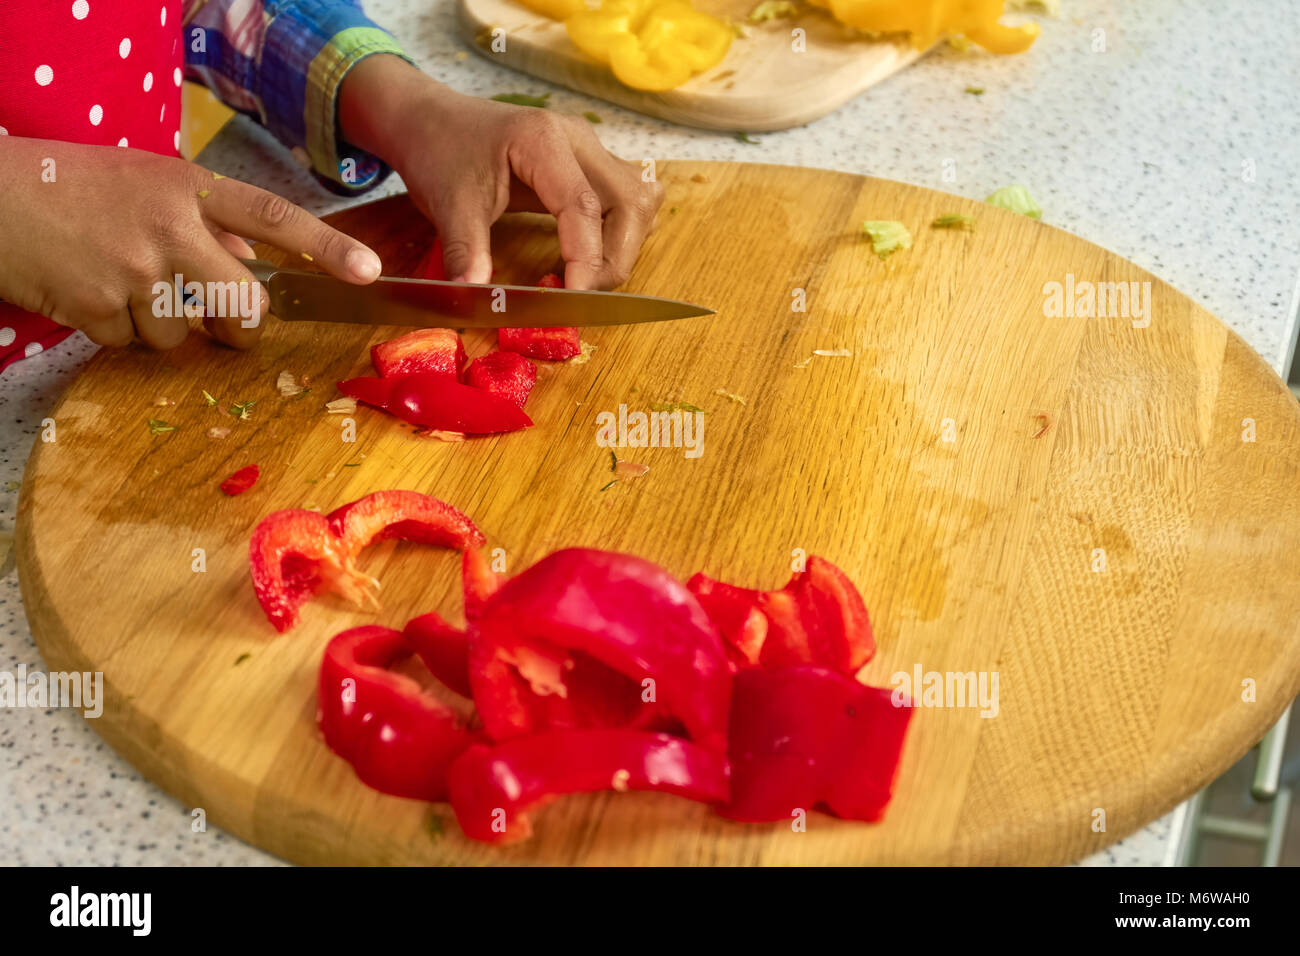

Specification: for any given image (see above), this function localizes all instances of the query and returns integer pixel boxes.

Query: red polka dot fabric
[0,1,182,372]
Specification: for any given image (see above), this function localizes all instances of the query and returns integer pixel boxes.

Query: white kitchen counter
[2,0,1296,866]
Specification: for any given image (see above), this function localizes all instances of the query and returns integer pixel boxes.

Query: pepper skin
[566,0,733,92]
[722,665,911,823]
[249,509,371,633]
[219,464,260,496]
[327,489,485,554]
[371,328,466,379]
[318,626,478,800]
[464,350,537,408]
[497,274,582,361]
[808,0,1039,54]
[337,373,534,433]
[688,556,874,674]
[469,548,732,751]
[449,729,730,843]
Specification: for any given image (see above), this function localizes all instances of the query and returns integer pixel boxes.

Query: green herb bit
[931,214,976,230]
[229,400,256,421]
[735,131,760,145]
[599,480,618,492]
[148,419,176,435]
[492,92,551,108]
[202,389,218,406]
[583,111,602,123]
[234,653,251,666]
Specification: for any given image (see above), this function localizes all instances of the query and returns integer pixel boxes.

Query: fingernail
[347,247,382,282]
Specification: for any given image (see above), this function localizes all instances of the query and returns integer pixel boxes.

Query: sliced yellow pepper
[566,0,733,91]
[810,0,1039,54]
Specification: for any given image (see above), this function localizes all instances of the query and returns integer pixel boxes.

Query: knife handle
[240,259,279,284]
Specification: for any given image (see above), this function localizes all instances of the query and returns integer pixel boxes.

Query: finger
[128,291,189,350]
[174,240,269,350]
[585,169,662,289]
[431,192,495,284]
[507,138,604,290]
[79,307,136,348]
[213,230,256,260]
[200,178,382,284]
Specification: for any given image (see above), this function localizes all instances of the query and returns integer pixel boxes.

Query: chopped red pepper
[327,489,485,554]
[688,556,875,674]
[449,730,730,844]
[464,350,537,408]
[219,464,260,497]
[249,492,486,633]
[469,548,731,751]
[686,574,767,668]
[337,373,533,434]
[404,611,473,700]
[371,328,466,380]
[248,509,371,633]
[497,273,582,361]
[403,548,501,700]
[722,666,910,823]
[319,625,478,800]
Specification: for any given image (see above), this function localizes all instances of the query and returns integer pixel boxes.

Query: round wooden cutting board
[17,162,1300,865]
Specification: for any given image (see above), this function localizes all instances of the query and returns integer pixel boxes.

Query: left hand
[340,55,664,290]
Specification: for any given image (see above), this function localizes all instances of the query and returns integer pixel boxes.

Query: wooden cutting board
[458,0,924,131]
[17,162,1300,865]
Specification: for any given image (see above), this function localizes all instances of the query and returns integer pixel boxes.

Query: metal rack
[1174,704,1292,866]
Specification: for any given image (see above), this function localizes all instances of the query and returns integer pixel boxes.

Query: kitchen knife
[241,260,714,329]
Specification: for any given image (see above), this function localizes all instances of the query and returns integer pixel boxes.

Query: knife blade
[241,260,714,329]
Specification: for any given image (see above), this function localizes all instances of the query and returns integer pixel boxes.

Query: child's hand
[340,56,664,290]
[0,137,382,349]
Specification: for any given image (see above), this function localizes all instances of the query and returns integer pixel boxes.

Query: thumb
[434,196,494,284]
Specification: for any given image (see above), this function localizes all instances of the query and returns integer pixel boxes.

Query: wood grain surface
[458,0,924,131]
[17,161,1300,865]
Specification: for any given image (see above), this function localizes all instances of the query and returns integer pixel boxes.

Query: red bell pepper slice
[319,625,478,801]
[219,464,260,497]
[686,574,767,668]
[687,556,875,674]
[248,509,372,633]
[469,548,731,752]
[497,273,582,361]
[402,548,502,700]
[464,350,537,408]
[337,373,533,434]
[371,328,466,379]
[327,489,485,554]
[722,666,910,823]
[449,730,730,844]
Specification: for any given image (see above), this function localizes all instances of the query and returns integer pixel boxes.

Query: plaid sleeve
[182,0,412,193]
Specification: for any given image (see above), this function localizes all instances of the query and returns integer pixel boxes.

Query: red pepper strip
[327,489,485,554]
[461,546,501,622]
[449,730,730,844]
[403,548,501,700]
[337,373,533,434]
[686,574,767,669]
[404,611,473,699]
[722,666,910,823]
[469,548,731,751]
[219,464,260,497]
[319,626,478,800]
[464,350,537,408]
[688,556,875,674]
[248,509,373,633]
[371,328,466,379]
[498,273,582,361]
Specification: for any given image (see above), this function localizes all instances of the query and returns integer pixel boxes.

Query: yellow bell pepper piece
[818,0,1039,54]
[566,0,733,91]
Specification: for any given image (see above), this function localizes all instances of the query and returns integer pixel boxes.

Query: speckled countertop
[2,0,1296,866]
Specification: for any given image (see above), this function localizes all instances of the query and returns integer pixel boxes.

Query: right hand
[0,136,382,349]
